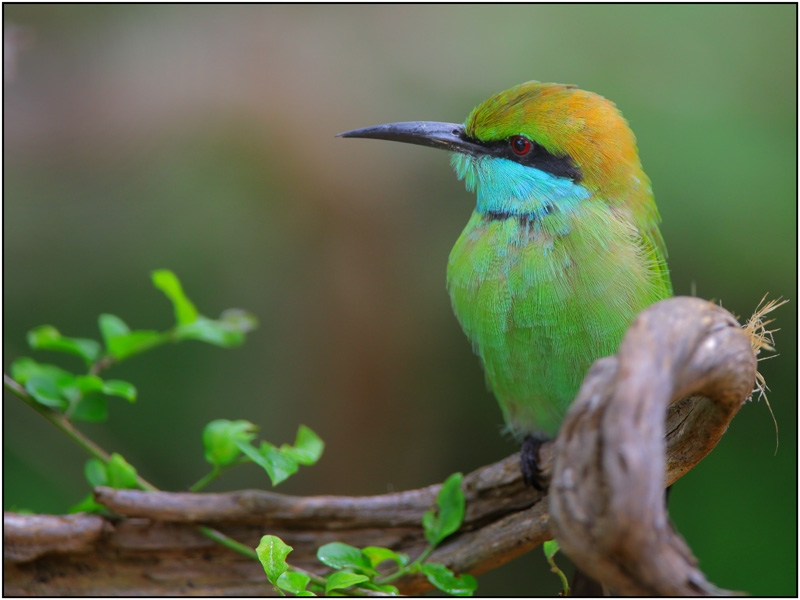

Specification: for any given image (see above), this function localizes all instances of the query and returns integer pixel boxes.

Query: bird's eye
[510,135,532,156]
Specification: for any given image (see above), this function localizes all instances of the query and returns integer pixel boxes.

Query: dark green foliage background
[4,5,796,596]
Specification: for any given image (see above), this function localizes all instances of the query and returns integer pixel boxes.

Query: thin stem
[7,373,157,491]
[546,553,570,596]
[5,374,112,464]
[188,457,249,493]
[414,545,434,565]
[189,467,223,493]
[375,545,434,585]
[198,526,258,560]
[374,569,405,585]
[89,355,116,376]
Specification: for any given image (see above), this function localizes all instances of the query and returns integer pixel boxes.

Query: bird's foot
[520,434,548,491]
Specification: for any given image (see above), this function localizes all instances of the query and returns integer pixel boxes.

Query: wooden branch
[4,297,758,596]
[549,297,757,596]
[3,454,546,596]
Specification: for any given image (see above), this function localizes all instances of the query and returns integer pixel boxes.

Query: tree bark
[3,297,759,596]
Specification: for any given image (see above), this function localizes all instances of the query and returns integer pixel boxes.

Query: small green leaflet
[105,453,140,489]
[202,419,258,467]
[99,313,164,361]
[325,571,369,594]
[256,535,293,586]
[26,325,101,365]
[421,563,477,597]
[281,425,324,466]
[152,269,199,325]
[85,458,108,487]
[276,570,315,596]
[361,546,409,570]
[236,440,299,486]
[317,542,375,575]
[70,453,140,515]
[422,472,465,546]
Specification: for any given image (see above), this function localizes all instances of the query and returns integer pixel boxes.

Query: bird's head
[339,81,653,221]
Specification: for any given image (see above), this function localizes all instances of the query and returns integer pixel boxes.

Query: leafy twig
[5,374,113,471]
[8,371,266,562]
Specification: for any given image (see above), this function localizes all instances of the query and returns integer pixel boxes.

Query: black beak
[337,121,483,156]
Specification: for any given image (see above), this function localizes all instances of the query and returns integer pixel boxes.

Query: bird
[339,81,672,487]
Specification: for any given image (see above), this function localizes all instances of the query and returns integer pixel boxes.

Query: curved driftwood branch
[549,297,757,596]
[4,297,759,596]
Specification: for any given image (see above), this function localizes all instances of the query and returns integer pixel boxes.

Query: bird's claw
[520,434,547,491]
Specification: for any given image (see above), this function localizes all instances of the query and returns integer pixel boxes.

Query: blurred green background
[3,5,796,596]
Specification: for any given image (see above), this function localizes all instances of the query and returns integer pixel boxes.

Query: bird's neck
[451,154,591,224]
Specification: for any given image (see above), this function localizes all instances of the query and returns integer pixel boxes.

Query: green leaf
[84,458,108,487]
[71,393,108,422]
[361,546,408,569]
[11,357,73,386]
[283,425,324,466]
[360,582,400,594]
[237,441,299,486]
[65,375,111,421]
[113,330,164,359]
[235,439,267,466]
[24,374,68,409]
[102,379,137,402]
[175,316,245,347]
[423,472,465,546]
[260,445,299,486]
[98,313,130,344]
[74,375,104,393]
[220,308,259,334]
[106,453,139,489]
[276,570,314,596]
[152,269,199,325]
[27,325,101,364]
[325,571,370,594]
[174,309,258,348]
[256,535,293,586]
[202,419,258,468]
[543,539,560,560]
[57,374,101,408]
[316,542,374,574]
[68,493,107,514]
[100,314,164,360]
[420,563,477,597]
[11,358,78,409]
[10,357,46,384]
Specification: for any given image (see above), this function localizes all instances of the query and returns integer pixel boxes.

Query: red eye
[510,135,532,156]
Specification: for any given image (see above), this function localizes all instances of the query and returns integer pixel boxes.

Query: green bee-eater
[340,82,672,485]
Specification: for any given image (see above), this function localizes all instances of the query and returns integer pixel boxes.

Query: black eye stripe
[471,136,582,182]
